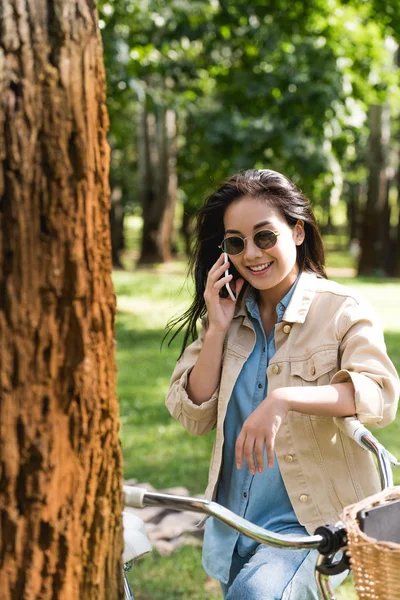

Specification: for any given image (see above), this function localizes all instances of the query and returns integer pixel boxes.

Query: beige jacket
[165,272,399,534]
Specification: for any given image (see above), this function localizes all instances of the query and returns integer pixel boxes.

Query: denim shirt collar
[245,274,300,323]
[234,270,322,324]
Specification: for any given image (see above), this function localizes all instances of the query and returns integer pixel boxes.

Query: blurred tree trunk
[394,149,400,277]
[138,91,178,264]
[110,187,125,268]
[358,104,391,276]
[346,182,360,241]
[0,2,123,599]
[161,109,178,260]
[182,210,194,257]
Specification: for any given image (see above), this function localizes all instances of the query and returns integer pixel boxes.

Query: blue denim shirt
[202,281,307,584]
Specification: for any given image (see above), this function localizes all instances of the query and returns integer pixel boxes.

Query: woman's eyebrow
[225,220,272,234]
[254,220,272,230]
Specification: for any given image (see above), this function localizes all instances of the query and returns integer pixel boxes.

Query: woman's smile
[247,261,273,275]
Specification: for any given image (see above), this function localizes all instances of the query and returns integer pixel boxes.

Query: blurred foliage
[99,0,399,225]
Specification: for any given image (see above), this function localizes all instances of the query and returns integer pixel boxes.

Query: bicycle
[121,416,400,600]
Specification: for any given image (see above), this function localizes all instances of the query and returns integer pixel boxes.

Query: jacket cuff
[330,369,383,425]
[175,368,219,422]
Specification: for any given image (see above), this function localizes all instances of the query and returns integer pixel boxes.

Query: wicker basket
[341,487,400,600]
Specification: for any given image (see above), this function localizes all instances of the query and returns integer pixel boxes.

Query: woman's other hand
[235,392,288,474]
[203,253,245,333]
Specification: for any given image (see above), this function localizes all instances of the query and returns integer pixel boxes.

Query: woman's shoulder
[304,271,367,306]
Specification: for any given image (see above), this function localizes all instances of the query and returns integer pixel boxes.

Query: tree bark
[358,104,391,276]
[0,2,123,599]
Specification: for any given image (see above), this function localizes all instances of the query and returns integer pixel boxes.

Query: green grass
[114,255,400,600]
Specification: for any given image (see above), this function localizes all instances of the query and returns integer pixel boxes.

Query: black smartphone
[357,499,400,543]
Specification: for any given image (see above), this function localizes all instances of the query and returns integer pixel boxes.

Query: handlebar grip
[123,485,146,508]
[333,416,365,441]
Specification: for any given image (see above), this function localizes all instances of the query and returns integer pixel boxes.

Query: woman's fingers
[243,436,256,475]
[266,436,275,469]
[254,438,265,473]
[212,274,232,292]
[208,253,228,277]
[236,432,275,473]
[208,260,231,287]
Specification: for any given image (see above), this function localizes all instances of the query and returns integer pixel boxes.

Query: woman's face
[223,196,305,297]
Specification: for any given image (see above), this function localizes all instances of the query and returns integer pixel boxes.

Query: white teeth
[249,262,272,272]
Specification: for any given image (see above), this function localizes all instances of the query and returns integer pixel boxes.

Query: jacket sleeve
[165,317,219,436]
[330,298,399,428]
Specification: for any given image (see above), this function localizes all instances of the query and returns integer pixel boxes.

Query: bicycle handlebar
[123,486,324,549]
[124,418,397,552]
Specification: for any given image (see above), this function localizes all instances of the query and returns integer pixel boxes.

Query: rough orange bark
[0,1,123,598]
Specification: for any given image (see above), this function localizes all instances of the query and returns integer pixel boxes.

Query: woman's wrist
[269,388,291,414]
[205,325,228,340]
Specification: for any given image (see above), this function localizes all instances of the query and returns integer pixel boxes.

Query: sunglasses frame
[219,229,280,256]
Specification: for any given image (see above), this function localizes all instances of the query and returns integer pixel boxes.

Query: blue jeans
[220,544,348,600]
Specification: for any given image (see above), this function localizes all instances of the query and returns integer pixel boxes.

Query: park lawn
[114,263,400,600]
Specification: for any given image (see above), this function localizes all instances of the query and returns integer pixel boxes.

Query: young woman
[165,169,399,599]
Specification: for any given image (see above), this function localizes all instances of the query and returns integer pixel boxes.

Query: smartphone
[357,499,400,543]
[223,252,236,302]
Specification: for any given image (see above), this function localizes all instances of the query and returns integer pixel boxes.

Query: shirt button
[257,382,262,389]
[284,454,294,463]
[272,364,280,375]
[310,366,316,376]
[243,492,248,498]
[300,494,309,503]
[283,324,291,334]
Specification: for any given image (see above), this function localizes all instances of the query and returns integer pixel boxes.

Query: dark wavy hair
[166,169,327,356]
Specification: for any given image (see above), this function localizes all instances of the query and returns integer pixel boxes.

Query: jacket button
[299,494,309,503]
[283,324,291,334]
[271,364,280,375]
[284,454,294,463]
[310,366,316,376]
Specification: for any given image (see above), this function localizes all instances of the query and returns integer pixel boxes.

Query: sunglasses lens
[255,230,277,250]
[222,236,244,255]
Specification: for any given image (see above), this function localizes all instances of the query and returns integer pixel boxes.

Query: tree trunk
[358,104,391,276]
[137,100,162,264]
[394,153,400,277]
[346,182,360,241]
[138,93,178,264]
[181,210,194,257]
[0,2,124,599]
[110,187,125,269]
[161,109,177,261]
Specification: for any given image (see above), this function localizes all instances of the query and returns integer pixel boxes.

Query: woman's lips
[247,262,273,276]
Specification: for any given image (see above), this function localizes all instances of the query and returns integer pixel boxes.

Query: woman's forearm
[186,328,226,406]
[272,382,356,417]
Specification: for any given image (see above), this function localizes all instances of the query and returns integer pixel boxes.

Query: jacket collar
[233,271,320,324]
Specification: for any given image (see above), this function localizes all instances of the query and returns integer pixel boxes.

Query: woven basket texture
[342,487,400,600]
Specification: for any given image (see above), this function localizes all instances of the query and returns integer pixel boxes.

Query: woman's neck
[257,267,300,313]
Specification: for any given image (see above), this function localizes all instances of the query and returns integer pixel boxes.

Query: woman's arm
[185,254,245,405]
[186,328,226,405]
[235,382,355,474]
[166,254,245,432]
[275,381,356,417]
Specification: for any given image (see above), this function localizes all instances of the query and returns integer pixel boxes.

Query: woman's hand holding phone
[203,253,245,334]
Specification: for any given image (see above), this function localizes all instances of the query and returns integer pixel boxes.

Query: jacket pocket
[290,348,338,385]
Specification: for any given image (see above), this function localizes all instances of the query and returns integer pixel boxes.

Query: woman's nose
[243,237,263,260]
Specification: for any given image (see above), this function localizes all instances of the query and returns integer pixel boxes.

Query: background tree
[0,1,123,598]
[99,0,400,270]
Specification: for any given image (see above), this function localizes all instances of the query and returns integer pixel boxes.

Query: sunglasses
[219,229,280,256]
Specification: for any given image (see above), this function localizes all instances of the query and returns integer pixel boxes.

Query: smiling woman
[163,169,399,600]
